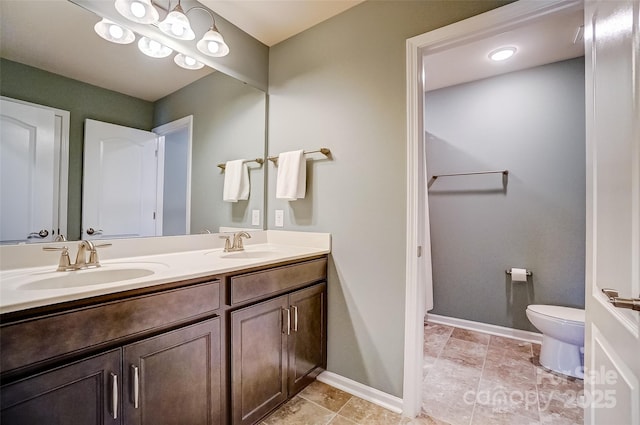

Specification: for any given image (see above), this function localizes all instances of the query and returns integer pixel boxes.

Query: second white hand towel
[276,150,306,200]
[223,160,250,202]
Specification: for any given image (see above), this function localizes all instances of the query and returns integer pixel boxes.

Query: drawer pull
[292,305,299,332]
[131,365,140,409]
[110,373,118,419]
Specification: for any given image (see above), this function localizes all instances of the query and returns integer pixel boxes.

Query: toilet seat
[527,304,584,324]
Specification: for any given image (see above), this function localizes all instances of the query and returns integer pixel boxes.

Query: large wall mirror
[0,0,267,244]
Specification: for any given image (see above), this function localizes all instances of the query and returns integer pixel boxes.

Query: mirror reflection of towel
[276,150,306,200]
[223,160,250,202]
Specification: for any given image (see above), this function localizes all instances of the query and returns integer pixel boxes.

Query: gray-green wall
[268,0,510,398]
[154,72,266,233]
[426,58,586,331]
[0,58,154,240]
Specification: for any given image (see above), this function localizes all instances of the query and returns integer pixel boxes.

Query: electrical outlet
[251,209,260,226]
[275,210,284,227]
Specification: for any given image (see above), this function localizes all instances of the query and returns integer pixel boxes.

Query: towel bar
[432,170,508,179]
[267,148,331,164]
[217,158,264,170]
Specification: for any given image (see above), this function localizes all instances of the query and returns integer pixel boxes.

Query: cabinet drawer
[1,280,220,375]
[230,257,327,305]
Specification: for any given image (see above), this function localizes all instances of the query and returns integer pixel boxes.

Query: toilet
[526,304,585,379]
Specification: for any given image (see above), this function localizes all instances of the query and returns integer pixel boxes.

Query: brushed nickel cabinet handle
[131,365,140,409]
[110,373,118,420]
[292,305,299,332]
[283,308,291,335]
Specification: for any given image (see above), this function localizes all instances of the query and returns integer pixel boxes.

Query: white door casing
[584,0,640,424]
[0,98,68,244]
[82,119,161,240]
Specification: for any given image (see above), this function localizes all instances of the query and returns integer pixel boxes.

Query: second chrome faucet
[220,231,251,252]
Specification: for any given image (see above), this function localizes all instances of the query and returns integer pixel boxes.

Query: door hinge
[153,212,156,219]
[417,246,422,257]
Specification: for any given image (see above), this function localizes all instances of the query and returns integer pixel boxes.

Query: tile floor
[422,323,584,425]
[262,323,584,425]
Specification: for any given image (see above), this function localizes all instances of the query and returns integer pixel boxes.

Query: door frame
[153,115,193,235]
[402,0,583,416]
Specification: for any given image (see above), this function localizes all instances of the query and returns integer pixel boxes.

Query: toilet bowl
[526,304,585,379]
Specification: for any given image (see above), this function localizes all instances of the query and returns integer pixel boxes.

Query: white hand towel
[223,160,250,202]
[276,150,306,200]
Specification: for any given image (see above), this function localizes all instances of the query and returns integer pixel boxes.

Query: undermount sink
[15,262,168,290]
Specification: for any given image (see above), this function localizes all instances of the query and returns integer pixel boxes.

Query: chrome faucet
[43,240,111,271]
[221,231,252,252]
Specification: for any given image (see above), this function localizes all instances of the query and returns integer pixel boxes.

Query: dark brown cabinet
[231,283,326,425]
[1,349,121,424]
[122,318,222,425]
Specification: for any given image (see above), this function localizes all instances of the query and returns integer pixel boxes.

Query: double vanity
[0,231,330,425]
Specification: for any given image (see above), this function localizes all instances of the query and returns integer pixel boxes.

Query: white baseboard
[426,313,543,344]
[316,371,403,414]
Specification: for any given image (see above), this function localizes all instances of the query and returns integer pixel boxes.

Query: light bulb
[149,39,161,53]
[185,56,196,66]
[171,23,185,37]
[108,24,124,40]
[130,1,146,18]
[207,41,220,54]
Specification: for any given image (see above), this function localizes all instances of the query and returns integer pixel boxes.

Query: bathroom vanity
[0,231,329,425]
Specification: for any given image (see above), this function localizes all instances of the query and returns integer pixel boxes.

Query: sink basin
[16,262,168,290]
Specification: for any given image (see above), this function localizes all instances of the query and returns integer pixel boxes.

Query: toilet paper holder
[505,269,532,276]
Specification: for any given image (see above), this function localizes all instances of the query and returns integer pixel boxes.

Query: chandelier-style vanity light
[94,0,229,70]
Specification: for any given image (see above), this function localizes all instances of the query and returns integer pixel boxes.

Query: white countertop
[0,231,330,314]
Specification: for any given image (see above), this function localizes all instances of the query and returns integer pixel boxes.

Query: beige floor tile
[299,381,353,413]
[262,396,335,425]
[450,328,490,346]
[470,404,540,425]
[535,368,584,404]
[400,413,453,424]
[439,338,488,369]
[338,397,405,425]
[488,335,533,358]
[329,415,358,425]
[475,378,539,421]
[538,396,583,425]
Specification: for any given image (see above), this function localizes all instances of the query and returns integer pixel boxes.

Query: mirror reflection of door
[0,97,69,244]
[82,119,161,240]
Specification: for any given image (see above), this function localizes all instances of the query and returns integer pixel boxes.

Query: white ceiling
[200,0,365,46]
[0,1,584,101]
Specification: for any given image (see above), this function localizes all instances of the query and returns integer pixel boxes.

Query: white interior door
[83,119,159,240]
[584,1,640,424]
[0,98,55,243]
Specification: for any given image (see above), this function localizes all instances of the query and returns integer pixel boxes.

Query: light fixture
[174,53,204,70]
[197,25,229,57]
[489,47,517,62]
[138,36,173,58]
[159,1,195,40]
[114,0,159,24]
[94,18,135,44]
[92,1,230,70]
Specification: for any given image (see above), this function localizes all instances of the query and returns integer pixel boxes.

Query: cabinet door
[122,318,221,425]
[1,349,121,425]
[231,296,289,425]
[288,283,327,395]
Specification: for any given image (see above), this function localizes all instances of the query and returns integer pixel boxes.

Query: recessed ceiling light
[489,47,517,62]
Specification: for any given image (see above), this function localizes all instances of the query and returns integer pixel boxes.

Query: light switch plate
[251,209,260,226]
[275,210,284,227]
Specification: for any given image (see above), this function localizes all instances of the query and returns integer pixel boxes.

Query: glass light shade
[159,10,195,40]
[138,37,172,58]
[94,18,135,44]
[197,28,229,57]
[174,53,204,70]
[114,0,159,24]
